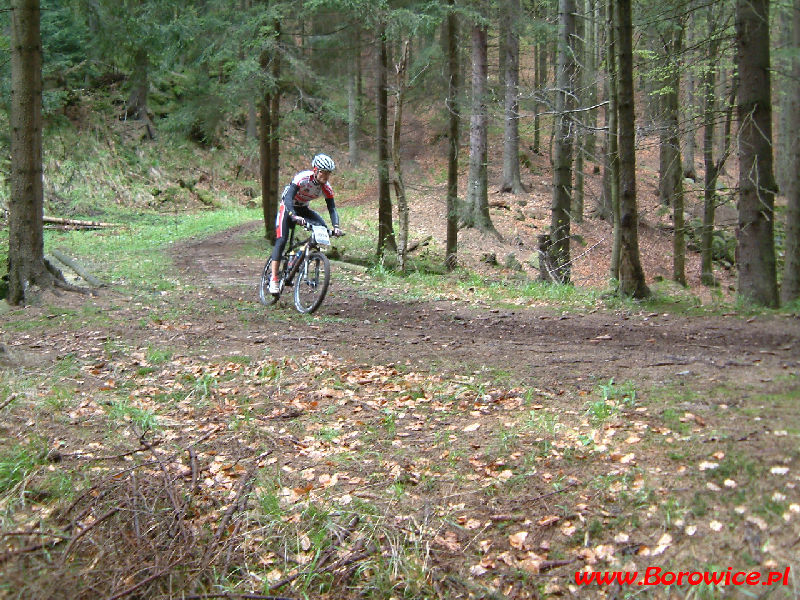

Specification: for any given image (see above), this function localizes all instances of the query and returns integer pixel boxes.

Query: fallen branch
[43,216,116,228]
[50,249,105,287]
[175,594,297,600]
[539,558,577,572]
[269,543,377,591]
[0,392,17,411]
[529,480,579,502]
[406,235,432,253]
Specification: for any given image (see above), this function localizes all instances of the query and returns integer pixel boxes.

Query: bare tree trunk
[533,43,546,154]
[377,24,396,257]
[781,0,800,303]
[269,28,280,235]
[700,54,718,286]
[392,42,410,272]
[548,0,577,284]
[607,0,621,279]
[445,0,460,271]
[465,24,495,233]
[500,0,524,194]
[348,74,359,167]
[615,0,649,298]
[259,32,279,244]
[735,0,778,307]
[348,26,362,167]
[682,4,698,180]
[126,47,149,119]
[659,24,685,285]
[7,0,55,305]
[573,0,586,224]
[246,101,257,139]
[584,0,599,159]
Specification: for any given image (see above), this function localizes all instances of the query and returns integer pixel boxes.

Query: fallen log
[50,249,105,287]
[43,216,116,228]
[406,235,432,253]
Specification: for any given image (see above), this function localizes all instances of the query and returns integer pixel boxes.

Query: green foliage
[105,399,160,432]
[43,206,259,290]
[0,440,49,494]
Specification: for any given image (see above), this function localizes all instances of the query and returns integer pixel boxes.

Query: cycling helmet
[311,153,336,172]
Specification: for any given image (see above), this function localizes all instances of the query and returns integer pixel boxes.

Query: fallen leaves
[509,531,529,550]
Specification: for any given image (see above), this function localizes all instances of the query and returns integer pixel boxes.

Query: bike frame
[281,224,320,286]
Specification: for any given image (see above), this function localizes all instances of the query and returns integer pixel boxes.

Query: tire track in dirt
[172,223,800,392]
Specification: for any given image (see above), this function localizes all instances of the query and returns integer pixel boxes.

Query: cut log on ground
[407,235,432,253]
[43,216,116,229]
[50,249,105,287]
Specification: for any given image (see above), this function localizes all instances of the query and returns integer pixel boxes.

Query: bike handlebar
[297,221,345,237]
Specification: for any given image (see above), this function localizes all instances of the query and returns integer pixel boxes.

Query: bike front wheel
[258,257,281,306]
[294,251,330,314]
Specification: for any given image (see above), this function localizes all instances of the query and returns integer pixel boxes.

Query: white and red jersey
[289,170,334,206]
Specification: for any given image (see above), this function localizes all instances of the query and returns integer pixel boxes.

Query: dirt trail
[172,223,800,393]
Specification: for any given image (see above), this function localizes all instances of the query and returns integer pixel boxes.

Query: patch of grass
[45,206,261,290]
[146,346,173,364]
[105,399,159,432]
[0,440,49,494]
[43,384,77,411]
[53,352,81,378]
[525,410,560,434]
[661,407,692,435]
[597,378,637,407]
[317,426,341,442]
[709,451,759,484]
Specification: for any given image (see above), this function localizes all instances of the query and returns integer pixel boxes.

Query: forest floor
[2,212,800,598]
[2,117,800,597]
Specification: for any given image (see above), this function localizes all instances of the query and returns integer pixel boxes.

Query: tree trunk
[500,0,524,194]
[682,8,698,180]
[376,24,396,257]
[584,0,599,159]
[392,42,410,272]
[259,36,279,244]
[780,0,800,303]
[656,23,685,285]
[348,26,362,167]
[7,0,54,305]
[269,21,281,240]
[348,74,359,167]
[246,100,257,139]
[607,0,621,279]
[596,0,613,222]
[615,0,649,298]
[533,43,547,154]
[573,0,586,224]
[735,0,778,307]
[445,0,460,271]
[548,0,577,284]
[700,55,718,286]
[465,25,494,233]
[126,47,149,120]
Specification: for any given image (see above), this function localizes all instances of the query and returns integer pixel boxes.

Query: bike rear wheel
[258,257,282,306]
[294,251,330,314]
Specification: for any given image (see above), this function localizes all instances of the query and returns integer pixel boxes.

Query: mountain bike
[258,222,341,314]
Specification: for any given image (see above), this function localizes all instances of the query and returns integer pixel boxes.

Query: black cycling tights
[270,203,327,262]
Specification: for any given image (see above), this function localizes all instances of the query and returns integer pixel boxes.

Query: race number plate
[312,225,331,246]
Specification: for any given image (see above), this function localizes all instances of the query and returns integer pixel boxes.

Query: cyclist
[268,153,342,294]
